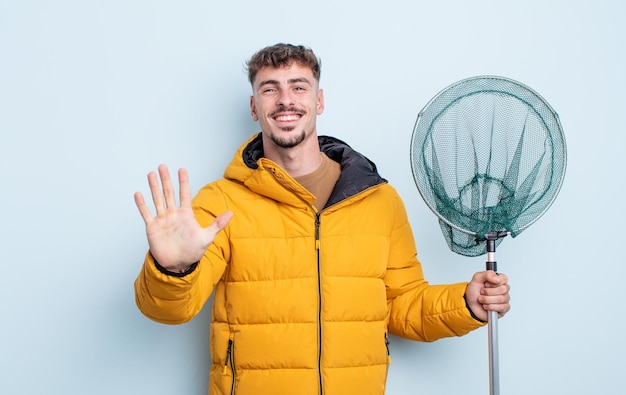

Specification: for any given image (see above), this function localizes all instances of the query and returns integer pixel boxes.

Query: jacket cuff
[153,258,199,278]
[464,293,487,323]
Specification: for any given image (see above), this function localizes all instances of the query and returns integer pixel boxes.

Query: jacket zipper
[384,333,391,389]
[385,333,391,364]
[224,339,235,395]
[266,166,324,394]
[266,167,385,395]
[315,212,324,395]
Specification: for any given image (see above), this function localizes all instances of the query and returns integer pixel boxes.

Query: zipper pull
[315,213,321,250]
[223,339,233,374]
[385,334,392,364]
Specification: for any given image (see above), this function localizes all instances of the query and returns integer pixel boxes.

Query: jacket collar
[225,133,387,208]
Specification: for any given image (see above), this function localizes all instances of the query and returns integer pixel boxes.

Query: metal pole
[484,231,507,395]
[486,250,499,395]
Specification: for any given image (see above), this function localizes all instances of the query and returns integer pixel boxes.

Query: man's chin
[269,130,306,149]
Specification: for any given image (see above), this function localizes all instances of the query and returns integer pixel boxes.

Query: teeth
[275,114,300,121]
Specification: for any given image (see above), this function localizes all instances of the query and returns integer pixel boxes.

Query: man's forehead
[253,63,317,86]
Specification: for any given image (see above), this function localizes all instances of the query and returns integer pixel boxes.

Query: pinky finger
[134,192,153,225]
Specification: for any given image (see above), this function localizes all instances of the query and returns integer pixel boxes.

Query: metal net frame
[410,76,567,257]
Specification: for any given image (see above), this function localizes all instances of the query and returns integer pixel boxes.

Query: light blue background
[1,1,624,394]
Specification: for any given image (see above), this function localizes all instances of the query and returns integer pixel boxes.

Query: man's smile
[270,106,305,122]
[274,114,301,122]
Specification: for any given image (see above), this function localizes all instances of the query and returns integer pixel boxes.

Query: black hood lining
[241,133,387,208]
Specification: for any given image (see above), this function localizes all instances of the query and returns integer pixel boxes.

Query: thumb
[212,211,234,230]
[471,270,490,284]
[484,270,505,288]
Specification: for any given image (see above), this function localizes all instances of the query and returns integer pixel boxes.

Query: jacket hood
[224,133,387,208]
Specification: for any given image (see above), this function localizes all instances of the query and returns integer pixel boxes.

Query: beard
[265,105,308,148]
[268,128,307,148]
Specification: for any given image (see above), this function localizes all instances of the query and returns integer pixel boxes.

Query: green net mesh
[410,76,567,257]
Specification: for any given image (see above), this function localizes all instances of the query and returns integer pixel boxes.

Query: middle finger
[158,164,177,210]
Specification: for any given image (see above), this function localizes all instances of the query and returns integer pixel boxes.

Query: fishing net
[410,76,567,257]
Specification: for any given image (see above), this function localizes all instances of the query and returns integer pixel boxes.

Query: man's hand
[465,270,511,322]
[134,164,233,272]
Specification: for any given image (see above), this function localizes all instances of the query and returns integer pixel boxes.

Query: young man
[134,43,510,395]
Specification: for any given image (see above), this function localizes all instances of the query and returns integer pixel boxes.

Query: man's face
[250,62,324,149]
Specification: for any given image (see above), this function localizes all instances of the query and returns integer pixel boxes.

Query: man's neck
[263,133,323,178]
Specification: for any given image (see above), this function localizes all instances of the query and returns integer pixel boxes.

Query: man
[134,43,510,395]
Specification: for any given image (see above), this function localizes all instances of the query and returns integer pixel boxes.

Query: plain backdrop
[1,1,624,394]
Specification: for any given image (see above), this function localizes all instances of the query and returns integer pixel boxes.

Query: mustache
[269,106,305,118]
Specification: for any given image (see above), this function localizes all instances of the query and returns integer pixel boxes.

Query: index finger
[178,168,192,208]
[491,272,508,285]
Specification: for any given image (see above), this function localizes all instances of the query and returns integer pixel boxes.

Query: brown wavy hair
[246,43,321,85]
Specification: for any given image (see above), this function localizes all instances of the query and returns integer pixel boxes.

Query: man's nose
[277,89,295,106]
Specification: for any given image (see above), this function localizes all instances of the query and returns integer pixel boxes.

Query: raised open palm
[134,165,233,272]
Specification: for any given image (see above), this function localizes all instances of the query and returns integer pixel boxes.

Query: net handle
[485,231,507,395]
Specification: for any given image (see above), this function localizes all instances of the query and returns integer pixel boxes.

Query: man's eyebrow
[287,77,312,85]
[257,77,313,88]
[257,79,279,88]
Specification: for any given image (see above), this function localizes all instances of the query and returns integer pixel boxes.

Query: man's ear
[250,96,258,121]
[317,89,325,115]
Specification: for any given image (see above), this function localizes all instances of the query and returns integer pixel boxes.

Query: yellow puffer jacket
[135,134,484,395]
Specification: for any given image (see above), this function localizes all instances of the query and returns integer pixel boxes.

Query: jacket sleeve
[384,190,485,341]
[134,183,231,325]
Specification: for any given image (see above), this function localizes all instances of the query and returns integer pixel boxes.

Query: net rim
[409,75,567,239]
